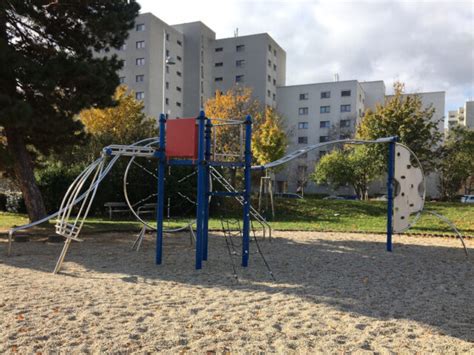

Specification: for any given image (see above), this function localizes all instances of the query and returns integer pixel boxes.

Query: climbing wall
[393,144,424,232]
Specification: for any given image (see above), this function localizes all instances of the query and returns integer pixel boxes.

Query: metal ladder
[210,166,272,240]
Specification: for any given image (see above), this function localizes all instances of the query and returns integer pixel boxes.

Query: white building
[108,13,286,119]
[275,80,445,196]
[447,101,474,130]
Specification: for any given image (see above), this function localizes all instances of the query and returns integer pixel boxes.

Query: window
[341,90,351,97]
[166,49,170,57]
[236,44,245,52]
[267,90,271,98]
[119,76,125,84]
[320,105,330,113]
[273,64,277,71]
[340,133,351,139]
[299,93,308,100]
[177,71,182,77]
[298,122,309,129]
[176,86,182,92]
[215,62,223,67]
[273,49,277,56]
[320,120,330,128]
[298,107,309,115]
[201,81,204,94]
[215,77,223,82]
[120,44,127,50]
[273,79,276,86]
[136,58,145,66]
[340,119,351,128]
[215,47,223,52]
[272,93,276,100]
[177,40,182,46]
[235,75,244,83]
[136,41,145,49]
[319,136,329,143]
[136,91,145,100]
[165,33,170,41]
[236,59,245,68]
[165,98,169,105]
[268,59,271,67]
[201,66,204,79]
[298,136,308,144]
[166,65,169,73]
[319,151,327,158]
[268,44,272,52]
[340,104,351,112]
[176,102,181,107]
[177,55,182,62]
[136,74,144,82]
[165,81,169,89]
[321,91,330,99]
[267,75,271,82]
[136,23,145,31]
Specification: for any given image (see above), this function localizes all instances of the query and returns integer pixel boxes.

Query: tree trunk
[4,126,47,221]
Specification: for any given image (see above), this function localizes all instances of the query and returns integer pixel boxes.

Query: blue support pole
[386,137,397,252]
[242,115,252,267]
[195,110,206,269]
[202,118,212,261]
[156,114,167,264]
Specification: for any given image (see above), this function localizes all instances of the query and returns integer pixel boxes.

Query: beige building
[448,101,474,130]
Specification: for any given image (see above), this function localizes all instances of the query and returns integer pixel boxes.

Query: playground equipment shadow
[1,231,473,352]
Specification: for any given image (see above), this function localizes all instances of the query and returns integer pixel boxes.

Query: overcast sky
[139,0,474,115]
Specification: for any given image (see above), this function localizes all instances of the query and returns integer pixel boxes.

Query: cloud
[139,0,474,111]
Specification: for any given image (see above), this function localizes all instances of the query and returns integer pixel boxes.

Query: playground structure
[6,111,468,274]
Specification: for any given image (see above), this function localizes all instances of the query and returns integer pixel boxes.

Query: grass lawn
[1,199,472,236]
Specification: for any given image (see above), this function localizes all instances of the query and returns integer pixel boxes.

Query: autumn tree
[357,82,442,171]
[204,87,287,183]
[252,106,287,166]
[79,85,155,160]
[0,1,140,221]
[37,85,155,212]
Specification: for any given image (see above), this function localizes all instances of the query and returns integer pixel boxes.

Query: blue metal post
[202,118,212,261]
[156,113,167,264]
[386,137,397,252]
[195,110,206,269]
[242,115,252,267]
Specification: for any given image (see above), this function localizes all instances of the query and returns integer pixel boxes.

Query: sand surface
[1,231,473,353]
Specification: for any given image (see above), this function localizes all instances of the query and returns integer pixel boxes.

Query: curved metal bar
[424,210,469,256]
[7,137,158,255]
[122,139,204,233]
[251,137,397,170]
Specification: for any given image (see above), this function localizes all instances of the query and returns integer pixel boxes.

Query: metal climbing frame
[155,111,254,270]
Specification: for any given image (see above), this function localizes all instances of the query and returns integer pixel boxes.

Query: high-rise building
[447,101,474,130]
[104,13,286,119]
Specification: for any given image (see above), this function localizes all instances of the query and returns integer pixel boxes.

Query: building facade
[108,13,286,119]
[448,101,474,130]
[275,80,445,197]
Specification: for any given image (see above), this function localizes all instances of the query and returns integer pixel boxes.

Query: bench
[104,202,130,220]
[137,203,156,216]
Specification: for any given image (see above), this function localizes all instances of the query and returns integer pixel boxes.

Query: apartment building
[212,33,286,107]
[448,101,474,130]
[106,13,287,119]
[275,80,445,196]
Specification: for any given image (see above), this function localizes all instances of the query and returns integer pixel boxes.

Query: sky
[139,0,474,115]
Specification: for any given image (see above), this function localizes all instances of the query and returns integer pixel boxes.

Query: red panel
[165,118,198,159]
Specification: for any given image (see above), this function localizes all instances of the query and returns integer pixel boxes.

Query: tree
[357,82,442,171]
[438,127,474,199]
[78,85,155,160]
[0,1,140,221]
[37,85,156,212]
[312,145,382,200]
[252,106,287,166]
[204,87,287,184]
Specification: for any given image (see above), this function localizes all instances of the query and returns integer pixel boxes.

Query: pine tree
[0,1,140,220]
